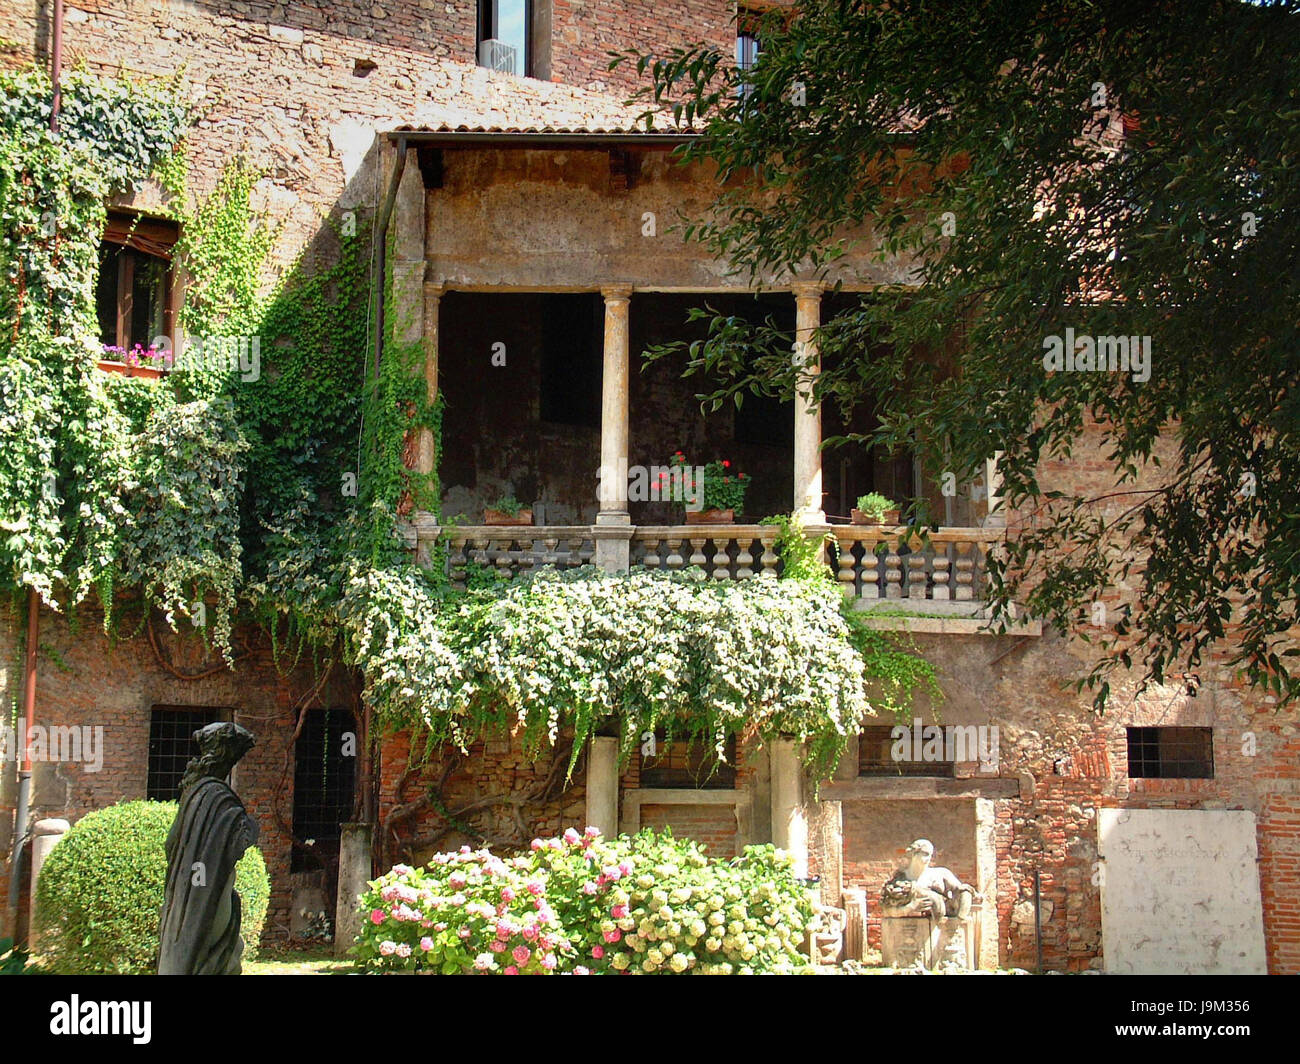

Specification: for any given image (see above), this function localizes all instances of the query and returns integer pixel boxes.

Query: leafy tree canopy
[619,0,1300,707]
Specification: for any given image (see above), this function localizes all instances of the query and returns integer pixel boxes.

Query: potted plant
[852,492,900,526]
[97,343,172,380]
[671,452,750,524]
[483,494,533,526]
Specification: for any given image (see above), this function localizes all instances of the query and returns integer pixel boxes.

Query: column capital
[601,284,633,303]
[790,280,826,301]
[423,280,446,301]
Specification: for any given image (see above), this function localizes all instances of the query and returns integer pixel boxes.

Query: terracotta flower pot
[685,508,734,525]
[96,359,165,380]
[852,508,900,526]
[484,508,532,526]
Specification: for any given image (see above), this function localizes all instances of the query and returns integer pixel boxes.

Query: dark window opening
[147,706,227,801]
[641,733,737,789]
[857,724,956,778]
[734,390,793,448]
[292,708,358,872]
[478,0,532,76]
[1126,726,1214,779]
[539,293,603,427]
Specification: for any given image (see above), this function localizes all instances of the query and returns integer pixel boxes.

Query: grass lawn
[244,946,358,975]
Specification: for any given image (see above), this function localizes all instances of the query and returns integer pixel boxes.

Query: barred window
[640,733,737,789]
[1126,727,1214,779]
[292,708,358,871]
[147,706,227,801]
[857,724,955,778]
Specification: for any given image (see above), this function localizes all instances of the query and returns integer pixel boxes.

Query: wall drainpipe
[6,590,39,943]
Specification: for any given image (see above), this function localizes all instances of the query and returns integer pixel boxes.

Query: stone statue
[881,839,981,919]
[157,721,259,975]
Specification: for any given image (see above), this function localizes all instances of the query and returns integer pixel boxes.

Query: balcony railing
[831,526,1002,611]
[416,519,1002,605]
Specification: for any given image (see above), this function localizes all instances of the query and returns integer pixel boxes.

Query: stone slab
[1098,808,1266,974]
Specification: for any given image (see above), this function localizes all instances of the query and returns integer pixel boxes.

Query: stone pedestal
[585,736,619,837]
[842,887,867,961]
[334,822,373,958]
[881,912,976,969]
[28,818,68,947]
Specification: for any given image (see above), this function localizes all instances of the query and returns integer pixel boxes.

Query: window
[147,706,228,801]
[478,0,531,76]
[1126,727,1214,779]
[736,30,761,72]
[641,734,737,789]
[857,725,955,778]
[539,293,603,427]
[95,210,178,350]
[292,708,358,872]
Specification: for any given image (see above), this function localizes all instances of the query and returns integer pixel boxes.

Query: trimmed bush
[354,827,812,974]
[35,799,270,974]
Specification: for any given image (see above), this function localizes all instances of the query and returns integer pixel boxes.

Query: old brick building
[1,0,1295,974]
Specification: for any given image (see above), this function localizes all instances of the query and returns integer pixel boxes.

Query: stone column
[416,283,443,477]
[595,285,634,573]
[974,797,1000,970]
[585,736,620,837]
[770,739,808,878]
[27,818,68,947]
[334,822,374,958]
[791,282,825,521]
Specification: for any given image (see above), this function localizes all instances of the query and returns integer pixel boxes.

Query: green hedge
[35,799,270,974]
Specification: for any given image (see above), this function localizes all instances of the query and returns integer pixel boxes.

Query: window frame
[146,705,231,802]
[1126,726,1215,780]
[477,0,533,78]
[640,733,738,790]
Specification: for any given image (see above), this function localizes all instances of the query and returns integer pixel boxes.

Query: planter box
[851,508,900,526]
[483,508,532,526]
[96,359,165,380]
[685,508,734,525]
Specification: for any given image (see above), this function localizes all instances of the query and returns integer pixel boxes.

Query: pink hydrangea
[458,927,472,939]
[449,871,468,889]
[540,953,557,970]
[396,943,412,958]
[378,941,397,956]
[370,909,385,925]
[618,860,633,876]
[512,945,531,965]
[521,925,538,942]
[460,845,471,854]
[489,939,507,953]
[611,904,629,919]
[603,929,622,943]
[526,880,544,897]
[392,864,413,876]
[584,825,600,838]
[573,966,590,975]
[500,886,516,903]
[591,945,605,959]
[602,866,622,881]
[582,881,598,895]
[530,838,545,851]
[503,966,519,975]
[563,827,581,845]
[420,937,434,951]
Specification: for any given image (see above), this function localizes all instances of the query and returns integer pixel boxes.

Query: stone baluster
[759,533,780,577]
[954,542,975,600]
[735,537,755,579]
[884,545,903,599]
[712,538,732,579]
[469,535,490,569]
[837,537,858,596]
[448,536,467,590]
[689,538,708,570]
[908,550,929,600]
[495,536,515,579]
[932,546,951,600]
[542,536,560,567]
[664,538,684,570]
[860,541,881,599]
[641,538,661,570]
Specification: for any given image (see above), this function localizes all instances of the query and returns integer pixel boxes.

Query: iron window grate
[1126,726,1214,779]
[147,706,227,801]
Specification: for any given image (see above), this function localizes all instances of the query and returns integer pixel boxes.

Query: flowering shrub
[101,343,173,370]
[345,566,867,782]
[354,827,812,975]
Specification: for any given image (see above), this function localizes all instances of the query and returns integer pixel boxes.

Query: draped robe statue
[157,722,259,975]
